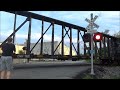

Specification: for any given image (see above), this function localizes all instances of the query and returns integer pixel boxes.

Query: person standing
[0,37,16,79]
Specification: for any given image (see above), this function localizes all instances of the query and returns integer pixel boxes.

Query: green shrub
[18,50,24,54]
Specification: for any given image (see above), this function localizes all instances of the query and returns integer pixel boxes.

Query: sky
[0,11,120,53]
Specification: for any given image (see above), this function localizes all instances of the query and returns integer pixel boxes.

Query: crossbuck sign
[85,15,99,31]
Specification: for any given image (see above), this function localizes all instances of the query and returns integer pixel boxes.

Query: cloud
[31,11,119,35]
[0,11,120,44]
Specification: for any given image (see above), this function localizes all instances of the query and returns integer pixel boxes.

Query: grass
[85,59,99,64]
[85,59,91,63]
[109,75,120,79]
[82,74,95,79]
[73,68,97,79]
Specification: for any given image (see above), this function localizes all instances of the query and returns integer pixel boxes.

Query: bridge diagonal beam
[30,23,52,53]
[13,12,17,44]
[1,17,29,46]
[53,27,70,54]
[79,30,84,41]
[64,27,77,54]
[79,31,88,55]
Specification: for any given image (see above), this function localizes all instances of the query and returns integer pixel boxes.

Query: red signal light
[83,33,91,42]
[93,33,103,41]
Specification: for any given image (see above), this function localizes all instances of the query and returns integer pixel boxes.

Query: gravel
[73,65,120,79]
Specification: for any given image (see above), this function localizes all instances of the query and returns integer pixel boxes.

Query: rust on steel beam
[5,11,86,31]
[77,30,80,56]
[40,19,44,55]
[13,12,17,44]
[1,17,29,46]
[61,25,64,56]
[51,22,54,56]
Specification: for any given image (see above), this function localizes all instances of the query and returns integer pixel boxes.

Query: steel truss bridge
[0,11,120,65]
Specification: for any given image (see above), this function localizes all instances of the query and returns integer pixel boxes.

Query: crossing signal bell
[93,33,103,42]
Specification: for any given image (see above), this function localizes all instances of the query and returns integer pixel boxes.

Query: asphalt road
[12,66,90,79]
[11,61,90,79]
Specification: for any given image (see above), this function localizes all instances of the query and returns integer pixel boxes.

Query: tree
[18,50,25,54]
[114,31,120,38]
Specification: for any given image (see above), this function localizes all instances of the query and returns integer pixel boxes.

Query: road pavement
[11,60,91,79]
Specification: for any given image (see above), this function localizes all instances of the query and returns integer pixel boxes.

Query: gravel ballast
[73,65,120,79]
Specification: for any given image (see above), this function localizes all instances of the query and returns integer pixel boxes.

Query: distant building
[24,41,77,56]
[0,41,77,56]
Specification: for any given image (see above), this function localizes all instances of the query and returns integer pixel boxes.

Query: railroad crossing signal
[83,33,91,42]
[87,29,97,34]
[93,32,103,42]
[92,15,98,22]
[85,13,100,75]
[83,32,103,42]
[85,15,99,31]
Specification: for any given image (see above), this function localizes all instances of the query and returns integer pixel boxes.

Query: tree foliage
[114,31,120,38]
